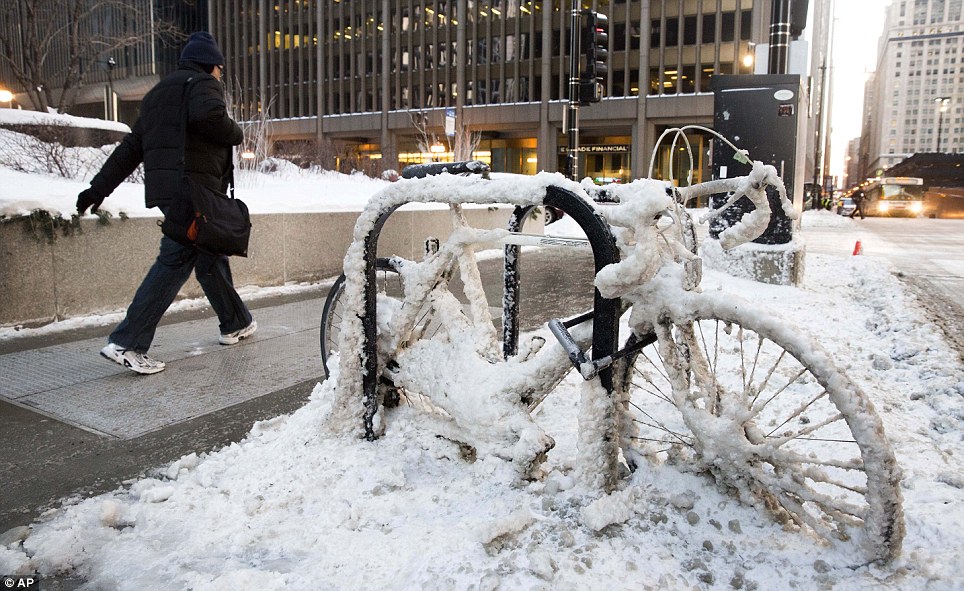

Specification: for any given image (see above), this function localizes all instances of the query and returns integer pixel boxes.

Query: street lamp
[429,142,446,161]
[0,88,13,108]
[935,96,950,152]
[742,42,756,73]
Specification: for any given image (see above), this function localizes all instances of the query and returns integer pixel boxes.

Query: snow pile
[0,108,131,133]
[0,139,387,220]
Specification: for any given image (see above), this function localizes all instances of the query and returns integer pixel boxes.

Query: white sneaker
[219,320,257,345]
[100,343,166,375]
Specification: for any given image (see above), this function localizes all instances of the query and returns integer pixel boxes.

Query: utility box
[709,74,807,244]
[705,74,808,285]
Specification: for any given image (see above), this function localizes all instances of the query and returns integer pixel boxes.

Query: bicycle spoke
[640,347,670,383]
[765,411,847,444]
[749,347,787,408]
[745,332,765,396]
[695,319,719,376]
[737,326,749,394]
[748,365,809,418]
[764,389,831,437]
[753,466,868,522]
[627,437,689,455]
[627,402,693,446]
[629,367,674,405]
[799,470,869,496]
[767,447,865,471]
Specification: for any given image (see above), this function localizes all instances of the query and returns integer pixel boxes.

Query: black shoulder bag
[160,77,251,257]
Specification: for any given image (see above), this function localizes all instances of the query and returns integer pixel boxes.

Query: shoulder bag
[160,77,251,257]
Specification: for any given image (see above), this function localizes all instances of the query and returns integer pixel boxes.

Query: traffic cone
[853,240,863,256]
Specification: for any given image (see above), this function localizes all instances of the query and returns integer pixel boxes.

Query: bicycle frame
[339,169,621,441]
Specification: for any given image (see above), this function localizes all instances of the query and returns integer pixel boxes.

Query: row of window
[899,0,964,22]
[326,58,741,113]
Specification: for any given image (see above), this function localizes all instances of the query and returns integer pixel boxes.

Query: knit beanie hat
[180,32,225,66]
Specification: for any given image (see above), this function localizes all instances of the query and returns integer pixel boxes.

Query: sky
[828,1,891,179]
[1,119,964,589]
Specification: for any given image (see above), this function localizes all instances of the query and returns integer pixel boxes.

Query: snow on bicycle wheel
[616,294,904,563]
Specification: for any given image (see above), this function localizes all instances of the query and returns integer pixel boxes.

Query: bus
[862,176,926,217]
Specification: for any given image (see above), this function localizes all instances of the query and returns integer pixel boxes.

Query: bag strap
[178,76,197,177]
[179,75,237,199]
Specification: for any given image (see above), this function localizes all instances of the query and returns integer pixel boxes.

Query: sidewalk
[0,287,331,533]
[0,246,597,536]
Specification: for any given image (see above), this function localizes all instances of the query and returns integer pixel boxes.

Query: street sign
[445,108,456,137]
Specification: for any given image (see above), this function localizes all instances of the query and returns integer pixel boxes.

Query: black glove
[77,187,105,215]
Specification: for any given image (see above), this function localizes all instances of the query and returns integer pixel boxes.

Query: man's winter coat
[90,62,243,208]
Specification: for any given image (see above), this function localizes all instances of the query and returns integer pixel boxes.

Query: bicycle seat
[401,160,491,179]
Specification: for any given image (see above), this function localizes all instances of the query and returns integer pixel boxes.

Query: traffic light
[579,11,609,104]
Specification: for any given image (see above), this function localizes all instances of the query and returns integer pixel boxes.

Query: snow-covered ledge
[0,206,526,328]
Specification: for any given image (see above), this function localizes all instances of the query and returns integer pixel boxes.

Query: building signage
[559,144,631,153]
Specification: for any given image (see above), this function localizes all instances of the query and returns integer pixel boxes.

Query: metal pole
[566,6,581,180]
[935,97,950,151]
[936,110,944,151]
[106,57,116,121]
[768,0,791,75]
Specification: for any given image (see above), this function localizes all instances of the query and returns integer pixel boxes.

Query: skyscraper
[860,0,963,177]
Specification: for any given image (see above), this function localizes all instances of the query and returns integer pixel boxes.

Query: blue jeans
[109,234,252,353]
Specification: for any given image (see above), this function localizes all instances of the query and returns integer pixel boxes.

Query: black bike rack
[357,162,620,440]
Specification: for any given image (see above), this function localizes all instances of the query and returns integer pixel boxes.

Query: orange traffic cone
[853,240,863,256]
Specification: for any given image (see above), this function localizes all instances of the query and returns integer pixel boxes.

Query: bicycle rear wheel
[320,258,405,378]
[616,298,904,562]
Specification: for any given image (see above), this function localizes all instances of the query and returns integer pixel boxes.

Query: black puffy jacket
[90,62,244,208]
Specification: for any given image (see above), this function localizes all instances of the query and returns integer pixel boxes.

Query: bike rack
[356,162,621,440]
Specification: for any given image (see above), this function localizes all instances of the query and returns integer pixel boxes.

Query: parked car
[544,206,565,224]
[836,197,856,216]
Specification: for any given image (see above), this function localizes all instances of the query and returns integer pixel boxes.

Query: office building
[3,1,813,183]
[0,0,207,122]
[210,0,777,181]
[860,0,964,177]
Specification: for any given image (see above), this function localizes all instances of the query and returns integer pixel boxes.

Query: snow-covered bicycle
[319,135,904,563]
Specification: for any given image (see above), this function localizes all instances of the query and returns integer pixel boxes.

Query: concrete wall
[0,206,536,327]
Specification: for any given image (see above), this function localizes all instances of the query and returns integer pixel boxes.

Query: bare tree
[410,110,481,162]
[224,78,276,174]
[0,0,179,113]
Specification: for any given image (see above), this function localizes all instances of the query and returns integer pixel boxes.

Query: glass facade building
[210,0,772,180]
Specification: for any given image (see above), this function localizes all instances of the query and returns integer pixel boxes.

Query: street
[801,216,964,360]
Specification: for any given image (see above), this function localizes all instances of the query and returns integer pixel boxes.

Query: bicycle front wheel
[617,297,904,562]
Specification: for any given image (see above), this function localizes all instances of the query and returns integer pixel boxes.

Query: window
[741,10,752,41]
[665,18,679,46]
[681,65,696,93]
[721,12,735,43]
[702,14,716,44]
[683,16,697,45]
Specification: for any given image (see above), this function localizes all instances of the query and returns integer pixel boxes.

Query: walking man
[850,189,866,220]
[76,32,256,375]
